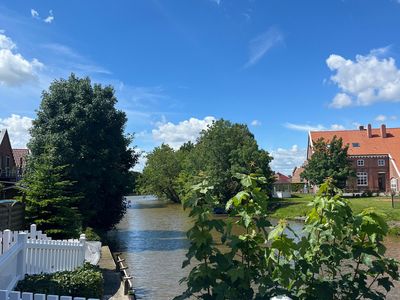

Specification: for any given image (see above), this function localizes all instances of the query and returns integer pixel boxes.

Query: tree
[192,119,274,202]
[139,144,182,203]
[301,136,354,188]
[20,149,81,239]
[28,74,139,230]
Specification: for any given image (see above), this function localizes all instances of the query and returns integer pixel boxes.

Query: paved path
[99,246,127,300]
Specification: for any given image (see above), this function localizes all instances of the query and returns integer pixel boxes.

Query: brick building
[0,129,29,182]
[307,124,400,194]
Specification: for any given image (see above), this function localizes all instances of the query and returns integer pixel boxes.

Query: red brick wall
[346,156,390,193]
[0,131,16,177]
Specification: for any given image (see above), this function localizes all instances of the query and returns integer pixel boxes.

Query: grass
[268,193,400,223]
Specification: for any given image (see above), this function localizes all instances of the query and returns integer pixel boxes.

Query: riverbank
[268,194,400,233]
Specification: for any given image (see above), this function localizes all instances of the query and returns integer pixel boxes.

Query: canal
[108,196,400,300]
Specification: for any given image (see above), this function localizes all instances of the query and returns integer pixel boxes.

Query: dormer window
[357,159,365,167]
[352,143,360,147]
[378,159,385,167]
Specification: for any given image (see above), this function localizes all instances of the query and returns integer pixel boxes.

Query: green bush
[16,263,103,298]
[84,227,102,241]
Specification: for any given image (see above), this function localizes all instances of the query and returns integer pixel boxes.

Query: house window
[352,143,360,147]
[378,159,385,166]
[391,178,398,192]
[357,159,365,167]
[357,172,368,186]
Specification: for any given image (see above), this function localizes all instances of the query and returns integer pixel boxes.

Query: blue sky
[1,0,400,174]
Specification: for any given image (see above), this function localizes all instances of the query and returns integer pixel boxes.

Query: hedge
[15,263,103,298]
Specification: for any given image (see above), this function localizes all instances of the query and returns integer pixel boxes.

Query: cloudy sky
[1,0,400,174]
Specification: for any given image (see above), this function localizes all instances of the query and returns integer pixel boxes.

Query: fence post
[30,224,37,239]
[17,232,28,280]
[79,234,86,265]
[3,230,11,252]
[0,290,8,300]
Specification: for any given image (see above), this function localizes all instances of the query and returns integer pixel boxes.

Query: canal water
[108,196,400,300]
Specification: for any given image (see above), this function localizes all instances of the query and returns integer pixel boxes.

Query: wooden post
[30,224,37,239]
[3,230,11,252]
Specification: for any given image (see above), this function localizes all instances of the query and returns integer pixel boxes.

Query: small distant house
[291,166,308,193]
[0,129,29,198]
[308,124,400,194]
[273,172,292,198]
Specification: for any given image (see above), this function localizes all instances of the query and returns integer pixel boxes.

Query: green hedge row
[16,263,103,298]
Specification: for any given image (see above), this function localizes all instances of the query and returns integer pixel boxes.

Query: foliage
[139,120,274,204]
[301,136,354,188]
[192,120,274,203]
[83,227,102,241]
[16,263,103,298]
[139,144,182,203]
[28,74,139,230]
[176,176,399,299]
[19,148,81,239]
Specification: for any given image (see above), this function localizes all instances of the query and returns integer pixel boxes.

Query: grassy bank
[269,193,400,223]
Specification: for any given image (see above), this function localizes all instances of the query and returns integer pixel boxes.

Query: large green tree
[301,136,354,188]
[139,144,182,203]
[29,74,139,230]
[139,119,274,204]
[20,149,81,239]
[192,119,274,202]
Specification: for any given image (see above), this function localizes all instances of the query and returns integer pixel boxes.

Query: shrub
[176,175,400,300]
[16,263,103,298]
[84,227,102,241]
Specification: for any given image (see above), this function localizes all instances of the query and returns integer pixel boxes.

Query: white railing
[0,225,87,291]
[1,225,50,255]
[0,290,99,300]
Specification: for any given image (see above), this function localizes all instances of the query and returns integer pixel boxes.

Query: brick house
[307,124,400,194]
[0,129,29,182]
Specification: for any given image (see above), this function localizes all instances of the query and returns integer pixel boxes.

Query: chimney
[359,125,365,131]
[367,124,372,138]
[381,124,387,138]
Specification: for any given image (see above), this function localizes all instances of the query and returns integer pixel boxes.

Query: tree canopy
[301,136,354,188]
[28,74,139,231]
[139,119,274,203]
[20,149,81,239]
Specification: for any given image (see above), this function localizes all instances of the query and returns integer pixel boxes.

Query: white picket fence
[0,225,50,255]
[0,290,98,300]
[0,225,87,291]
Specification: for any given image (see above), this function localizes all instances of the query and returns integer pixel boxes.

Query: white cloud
[375,114,387,122]
[285,122,345,132]
[210,0,221,5]
[329,93,352,108]
[245,27,283,68]
[327,48,400,107]
[0,114,33,148]
[0,33,43,86]
[152,116,215,149]
[30,9,54,24]
[0,34,16,50]
[374,114,397,122]
[270,145,306,176]
[251,119,261,126]
[44,10,54,24]
[30,9,39,19]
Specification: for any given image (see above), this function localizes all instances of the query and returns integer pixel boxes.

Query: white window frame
[378,159,385,167]
[357,159,365,167]
[357,172,368,186]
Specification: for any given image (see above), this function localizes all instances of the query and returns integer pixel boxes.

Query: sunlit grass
[269,193,400,222]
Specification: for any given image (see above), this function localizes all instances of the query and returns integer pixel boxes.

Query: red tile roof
[12,149,29,168]
[274,172,291,184]
[309,125,400,177]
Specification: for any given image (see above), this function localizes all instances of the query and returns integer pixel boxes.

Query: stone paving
[99,246,127,300]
